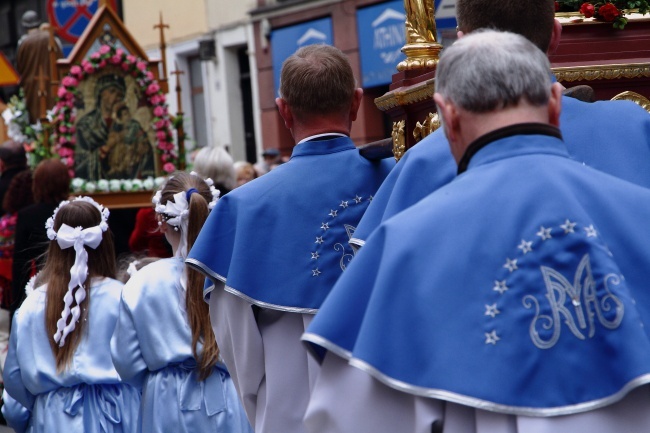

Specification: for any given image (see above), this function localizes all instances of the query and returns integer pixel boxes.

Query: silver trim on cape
[301,332,650,417]
[186,258,319,314]
[348,237,366,249]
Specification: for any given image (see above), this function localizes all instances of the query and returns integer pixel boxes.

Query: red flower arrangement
[52,44,177,178]
[557,0,649,29]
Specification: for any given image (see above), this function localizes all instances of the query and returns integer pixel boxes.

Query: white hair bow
[52,223,104,347]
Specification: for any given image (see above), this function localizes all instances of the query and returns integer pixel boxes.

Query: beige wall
[122,0,209,50]
[206,0,256,30]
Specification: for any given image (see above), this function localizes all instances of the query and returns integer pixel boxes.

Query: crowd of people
[0,0,649,432]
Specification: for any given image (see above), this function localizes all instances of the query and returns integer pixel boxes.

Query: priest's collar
[457,123,562,175]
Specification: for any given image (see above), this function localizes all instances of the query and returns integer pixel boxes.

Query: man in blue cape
[350,0,650,250]
[302,30,650,432]
[187,44,394,433]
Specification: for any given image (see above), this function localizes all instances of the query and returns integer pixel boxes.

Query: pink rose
[58,136,68,145]
[110,54,122,64]
[121,63,130,71]
[98,60,107,68]
[136,61,147,71]
[153,106,166,117]
[59,125,68,133]
[156,131,167,140]
[163,162,176,173]
[145,71,154,80]
[161,154,169,162]
[91,52,100,60]
[59,147,74,157]
[579,2,595,18]
[62,76,78,87]
[99,45,111,55]
[127,55,137,64]
[116,48,124,57]
[57,87,67,98]
[146,83,160,95]
[155,119,166,129]
[150,95,162,105]
[83,63,95,74]
[70,65,82,77]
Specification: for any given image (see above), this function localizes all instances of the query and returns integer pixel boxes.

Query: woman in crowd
[111,171,252,433]
[3,196,140,432]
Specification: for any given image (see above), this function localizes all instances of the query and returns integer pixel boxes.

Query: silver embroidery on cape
[523,254,624,349]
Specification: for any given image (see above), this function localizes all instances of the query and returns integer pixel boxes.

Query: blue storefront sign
[357,0,458,88]
[271,18,333,96]
[356,1,406,88]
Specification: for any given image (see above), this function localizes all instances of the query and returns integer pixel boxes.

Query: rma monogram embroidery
[334,224,357,271]
[523,254,624,349]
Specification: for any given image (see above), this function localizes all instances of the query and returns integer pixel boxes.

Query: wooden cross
[34,65,49,120]
[170,63,184,114]
[170,62,186,170]
[46,23,60,83]
[154,12,170,85]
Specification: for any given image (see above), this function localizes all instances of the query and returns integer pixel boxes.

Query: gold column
[398,0,443,71]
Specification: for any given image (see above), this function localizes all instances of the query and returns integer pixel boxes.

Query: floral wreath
[52,44,177,177]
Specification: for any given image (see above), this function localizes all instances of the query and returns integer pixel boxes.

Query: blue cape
[304,130,650,416]
[351,95,650,247]
[187,136,394,312]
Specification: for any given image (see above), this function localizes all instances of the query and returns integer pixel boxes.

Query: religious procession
[0,0,649,432]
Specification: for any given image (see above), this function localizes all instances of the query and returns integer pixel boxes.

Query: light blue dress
[2,390,30,433]
[111,258,252,433]
[3,278,140,433]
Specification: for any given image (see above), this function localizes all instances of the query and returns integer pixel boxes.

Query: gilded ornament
[552,63,650,83]
[398,0,443,71]
[611,91,650,113]
[413,112,441,142]
[392,120,406,162]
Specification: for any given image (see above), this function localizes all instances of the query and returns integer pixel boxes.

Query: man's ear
[349,88,363,122]
[547,19,563,56]
[548,82,563,127]
[276,97,293,130]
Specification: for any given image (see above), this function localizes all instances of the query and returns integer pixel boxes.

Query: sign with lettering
[270,18,333,96]
[356,1,407,88]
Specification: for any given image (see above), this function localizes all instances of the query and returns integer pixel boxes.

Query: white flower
[154,177,165,188]
[71,178,85,192]
[84,182,96,193]
[122,179,133,191]
[143,177,155,190]
[109,179,121,192]
[131,179,143,191]
[97,179,110,192]
[1,108,13,125]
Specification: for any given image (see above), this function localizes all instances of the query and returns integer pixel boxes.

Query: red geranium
[598,3,621,21]
[579,2,596,17]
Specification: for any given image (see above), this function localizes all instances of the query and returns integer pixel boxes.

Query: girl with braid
[111,171,252,433]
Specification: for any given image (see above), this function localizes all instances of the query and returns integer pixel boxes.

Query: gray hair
[192,146,236,193]
[435,30,552,113]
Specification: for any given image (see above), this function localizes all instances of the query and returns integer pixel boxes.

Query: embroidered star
[321,223,330,231]
[339,200,349,209]
[311,252,319,260]
[485,330,500,345]
[315,236,324,244]
[354,195,363,204]
[312,268,321,277]
[536,226,552,241]
[584,225,598,237]
[517,240,533,254]
[560,219,576,234]
[493,280,508,294]
[504,258,518,273]
[329,209,338,218]
[368,195,374,202]
[485,304,500,318]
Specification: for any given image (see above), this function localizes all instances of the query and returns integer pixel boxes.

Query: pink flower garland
[52,45,177,177]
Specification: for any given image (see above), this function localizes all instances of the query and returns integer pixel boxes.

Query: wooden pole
[170,63,185,170]
[35,66,51,154]
[46,23,60,103]
[154,12,170,94]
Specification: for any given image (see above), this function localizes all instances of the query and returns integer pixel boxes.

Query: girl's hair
[3,169,33,214]
[32,159,70,205]
[42,200,116,371]
[158,171,218,380]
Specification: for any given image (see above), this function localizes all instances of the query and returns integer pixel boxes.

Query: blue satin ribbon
[176,361,227,416]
